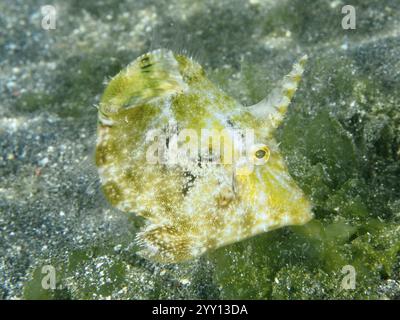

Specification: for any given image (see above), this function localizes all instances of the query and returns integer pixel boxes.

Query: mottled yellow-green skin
[96,49,313,263]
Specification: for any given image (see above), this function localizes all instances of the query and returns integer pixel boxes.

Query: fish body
[96,49,313,263]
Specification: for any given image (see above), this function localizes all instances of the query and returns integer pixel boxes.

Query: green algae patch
[209,215,400,299]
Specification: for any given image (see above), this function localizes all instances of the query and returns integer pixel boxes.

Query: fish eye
[255,149,266,159]
[251,144,270,164]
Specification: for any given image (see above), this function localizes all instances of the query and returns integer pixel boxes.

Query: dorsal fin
[247,55,308,129]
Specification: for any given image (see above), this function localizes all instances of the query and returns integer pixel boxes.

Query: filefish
[96,49,313,263]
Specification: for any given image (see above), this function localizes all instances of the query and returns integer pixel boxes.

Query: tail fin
[98,49,188,121]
